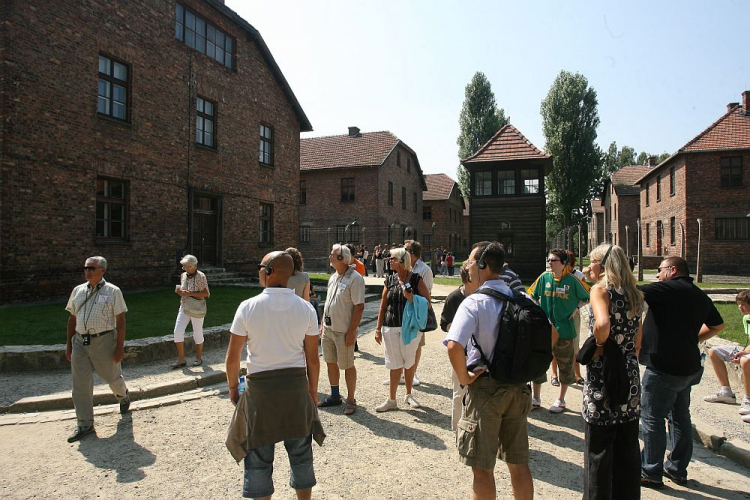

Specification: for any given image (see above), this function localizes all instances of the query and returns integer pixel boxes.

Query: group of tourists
[61,237,748,499]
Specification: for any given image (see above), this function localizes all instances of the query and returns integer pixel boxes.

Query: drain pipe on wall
[696,218,703,283]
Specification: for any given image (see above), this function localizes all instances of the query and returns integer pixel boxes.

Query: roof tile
[611,165,652,196]
[301,131,399,170]
[462,125,551,163]
[680,104,750,153]
[424,173,457,201]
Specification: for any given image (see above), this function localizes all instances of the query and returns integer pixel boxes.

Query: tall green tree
[456,72,508,197]
[540,70,601,233]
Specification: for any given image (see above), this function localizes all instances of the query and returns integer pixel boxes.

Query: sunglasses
[657,266,673,272]
[83,266,98,271]
[547,259,561,263]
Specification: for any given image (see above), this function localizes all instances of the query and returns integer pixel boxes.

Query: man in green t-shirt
[704,290,750,422]
[528,249,590,414]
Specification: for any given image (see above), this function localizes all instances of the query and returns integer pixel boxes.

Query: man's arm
[113,313,126,363]
[346,303,365,347]
[303,334,320,406]
[225,333,246,405]
[697,323,724,343]
[66,315,76,362]
[447,341,484,385]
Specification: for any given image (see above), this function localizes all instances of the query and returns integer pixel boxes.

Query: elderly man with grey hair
[65,256,130,443]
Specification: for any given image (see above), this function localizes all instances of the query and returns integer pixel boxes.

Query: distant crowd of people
[62,238,749,499]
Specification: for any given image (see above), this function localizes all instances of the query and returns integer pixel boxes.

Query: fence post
[696,218,703,282]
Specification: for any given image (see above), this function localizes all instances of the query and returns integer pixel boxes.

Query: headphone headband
[477,244,490,270]
[600,244,614,268]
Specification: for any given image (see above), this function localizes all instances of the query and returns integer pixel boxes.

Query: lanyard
[82,284,103,333]
[323,268,352,319]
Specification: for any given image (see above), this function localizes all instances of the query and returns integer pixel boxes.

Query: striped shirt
[500,265,525,293]
[179,270,210,308]
[66,279,128,334]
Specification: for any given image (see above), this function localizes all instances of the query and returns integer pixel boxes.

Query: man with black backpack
[444,241,535,500]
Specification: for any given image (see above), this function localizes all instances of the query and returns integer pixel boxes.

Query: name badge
[338,283,347,292]
[98,295,110,304]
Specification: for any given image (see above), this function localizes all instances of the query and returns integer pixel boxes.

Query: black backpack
[471,288,553,384]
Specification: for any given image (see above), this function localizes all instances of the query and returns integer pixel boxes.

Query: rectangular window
[407,158,411,174]
[300,226,310,243]
[656,174,662,201]
[259,203,273,244]
[614,203,617,220]
[721,157,743,187]
[670,217,676,245]
[299,180,306,205]
[474,172,492,196]
[498,170,515,195]
[388,182,393,205]
[336,224,358,243]
[336,225,345,242]
[413,192,417,212]
[715,218,750,240]
[645,223,650,247]
[341,177,355,203]
[397,151,401,166]
[645,182,650,206]
[670,167,675,196]
[423,205,432,220]
[521,168,539,194]
[423,234,432,246]
[97,54,129,121]
[195,97,216,148]
[401,187,406,209]
[259,125,273,166]
[175,3,234,69]
[349,225,360,243]
[96,177,127,239]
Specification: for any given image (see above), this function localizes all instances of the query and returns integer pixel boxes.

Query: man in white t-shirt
[225,251,321,499]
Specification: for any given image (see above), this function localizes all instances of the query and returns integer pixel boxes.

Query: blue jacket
[402,294,428,344]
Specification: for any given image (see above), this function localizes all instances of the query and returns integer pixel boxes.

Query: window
[413,192,417,212]
[299,181,306,205]
[498,235,514,256]
[259,125,273,166]
[645,223,650,247]
[259,203,273,244]
[498,170,515,195]
[175,4,234,69]
[407,158,411,173]
[423,205,432,220]
[336,224,358,243]
[670,167,675,196]
[721,157,743,187]
[341,177,355,203]
[336,225,345,242]
[97,54,129,121]
[656,174,662,201]
[614,203,617,220]
[423,234,432,246]
[645,182,650,206]
[521,169,539,194]
[401,187,406,209]
[196,97,216,148]
[715,218,750,240]
[300,226,310,243]
[388,182,393,205]
[474,172,492,196]
[397,151,401,166]
[96,177,127,239]
[670,217,676,245]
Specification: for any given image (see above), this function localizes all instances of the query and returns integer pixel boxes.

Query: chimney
[647,156,657,167]
[744,90,750,113]
[727,102,739,112]
[348,126,360,137]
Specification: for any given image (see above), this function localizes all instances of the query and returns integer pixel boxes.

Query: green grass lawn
[714,303,746,346]
[0,286,262,346]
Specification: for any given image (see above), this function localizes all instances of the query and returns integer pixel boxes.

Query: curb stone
[692,418,727,451]
[719,440,750,469]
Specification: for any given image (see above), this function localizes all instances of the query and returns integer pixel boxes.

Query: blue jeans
[640,367,703,481]
[243,435,315,499]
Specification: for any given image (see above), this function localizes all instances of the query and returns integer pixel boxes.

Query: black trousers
[583,419,641,500]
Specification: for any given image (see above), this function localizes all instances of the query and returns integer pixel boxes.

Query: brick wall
[0,0,303,302]
[421,190,468,259]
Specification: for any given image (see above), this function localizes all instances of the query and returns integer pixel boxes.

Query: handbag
[421,307,438,332]
[183,296,207,318]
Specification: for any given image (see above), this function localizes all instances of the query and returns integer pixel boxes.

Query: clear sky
[231,0,749,178]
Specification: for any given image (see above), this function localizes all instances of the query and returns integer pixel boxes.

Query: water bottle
[700,351,707,367]
[238,375,246,394]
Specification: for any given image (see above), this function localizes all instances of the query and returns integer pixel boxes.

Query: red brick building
[299,128,427,268]
[601,165,651,257]
[0,0,311,302]
[637,91,750,274]
[588,198,605,251]
[462,125,552,280]
[422,173,468,257]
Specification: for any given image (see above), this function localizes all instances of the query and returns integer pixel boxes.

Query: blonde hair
[589,244,643,317]
[388,247,412,270]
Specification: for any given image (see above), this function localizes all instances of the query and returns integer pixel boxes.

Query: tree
[456,72,508,197]
[636,151,649,165]
[619,146,636,166]
[540,71,601,235]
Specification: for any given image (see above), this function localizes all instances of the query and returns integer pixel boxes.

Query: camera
[402,282,412,293]
[324,316,332,326]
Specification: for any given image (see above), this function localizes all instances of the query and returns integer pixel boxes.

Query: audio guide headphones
[477,244,489,270]
[263,252,290,276]
[336,244,344,261]
[600,244,614,268]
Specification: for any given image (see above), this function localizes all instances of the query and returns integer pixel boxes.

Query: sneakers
[404,394,421,409]
[739,400,750,415]
[382,374,420,386]
[531,397,541,410]
[549,399,566,414]
[703,391,736,404]
[67,426,95,443]
[376,399,398,412]
[743,414,750,424]
[412,374,421,387]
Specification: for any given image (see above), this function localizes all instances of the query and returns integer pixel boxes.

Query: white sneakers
[703,391,737,404]
[549,399,566,414]
[743,414,750,424]
[739,400,750,416]
[531,397,541,410]
[376,399,398,412]
[382,374,421,386]
[404,394,421,408]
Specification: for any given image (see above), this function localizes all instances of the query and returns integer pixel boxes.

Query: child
[703,291,750,422]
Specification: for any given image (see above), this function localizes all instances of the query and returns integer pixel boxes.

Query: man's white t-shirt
[231,287,318,375]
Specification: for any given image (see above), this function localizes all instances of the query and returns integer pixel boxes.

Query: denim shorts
[243,435,315,498]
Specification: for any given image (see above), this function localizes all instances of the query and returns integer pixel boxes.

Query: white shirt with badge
[323,268,365,333]
[66,279,128,334]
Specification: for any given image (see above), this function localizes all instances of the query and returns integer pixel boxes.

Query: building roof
[205,0,312,132]
[610,165,652,196]
[461,125,552,164]
[300,130,427,190]
[637,97,750,184]
[590,198,604,214]
[424,173,456,200]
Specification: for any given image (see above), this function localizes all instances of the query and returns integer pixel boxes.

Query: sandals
[192,359,203,366]
[170,361,187,370]
[317,395,343,408]
[551,376,560,387]
[344,399,357,415]
[576,377,585,385]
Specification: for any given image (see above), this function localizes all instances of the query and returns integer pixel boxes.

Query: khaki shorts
[321,329,355,370]
[456,376,531,469]
[553,338,576,385]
